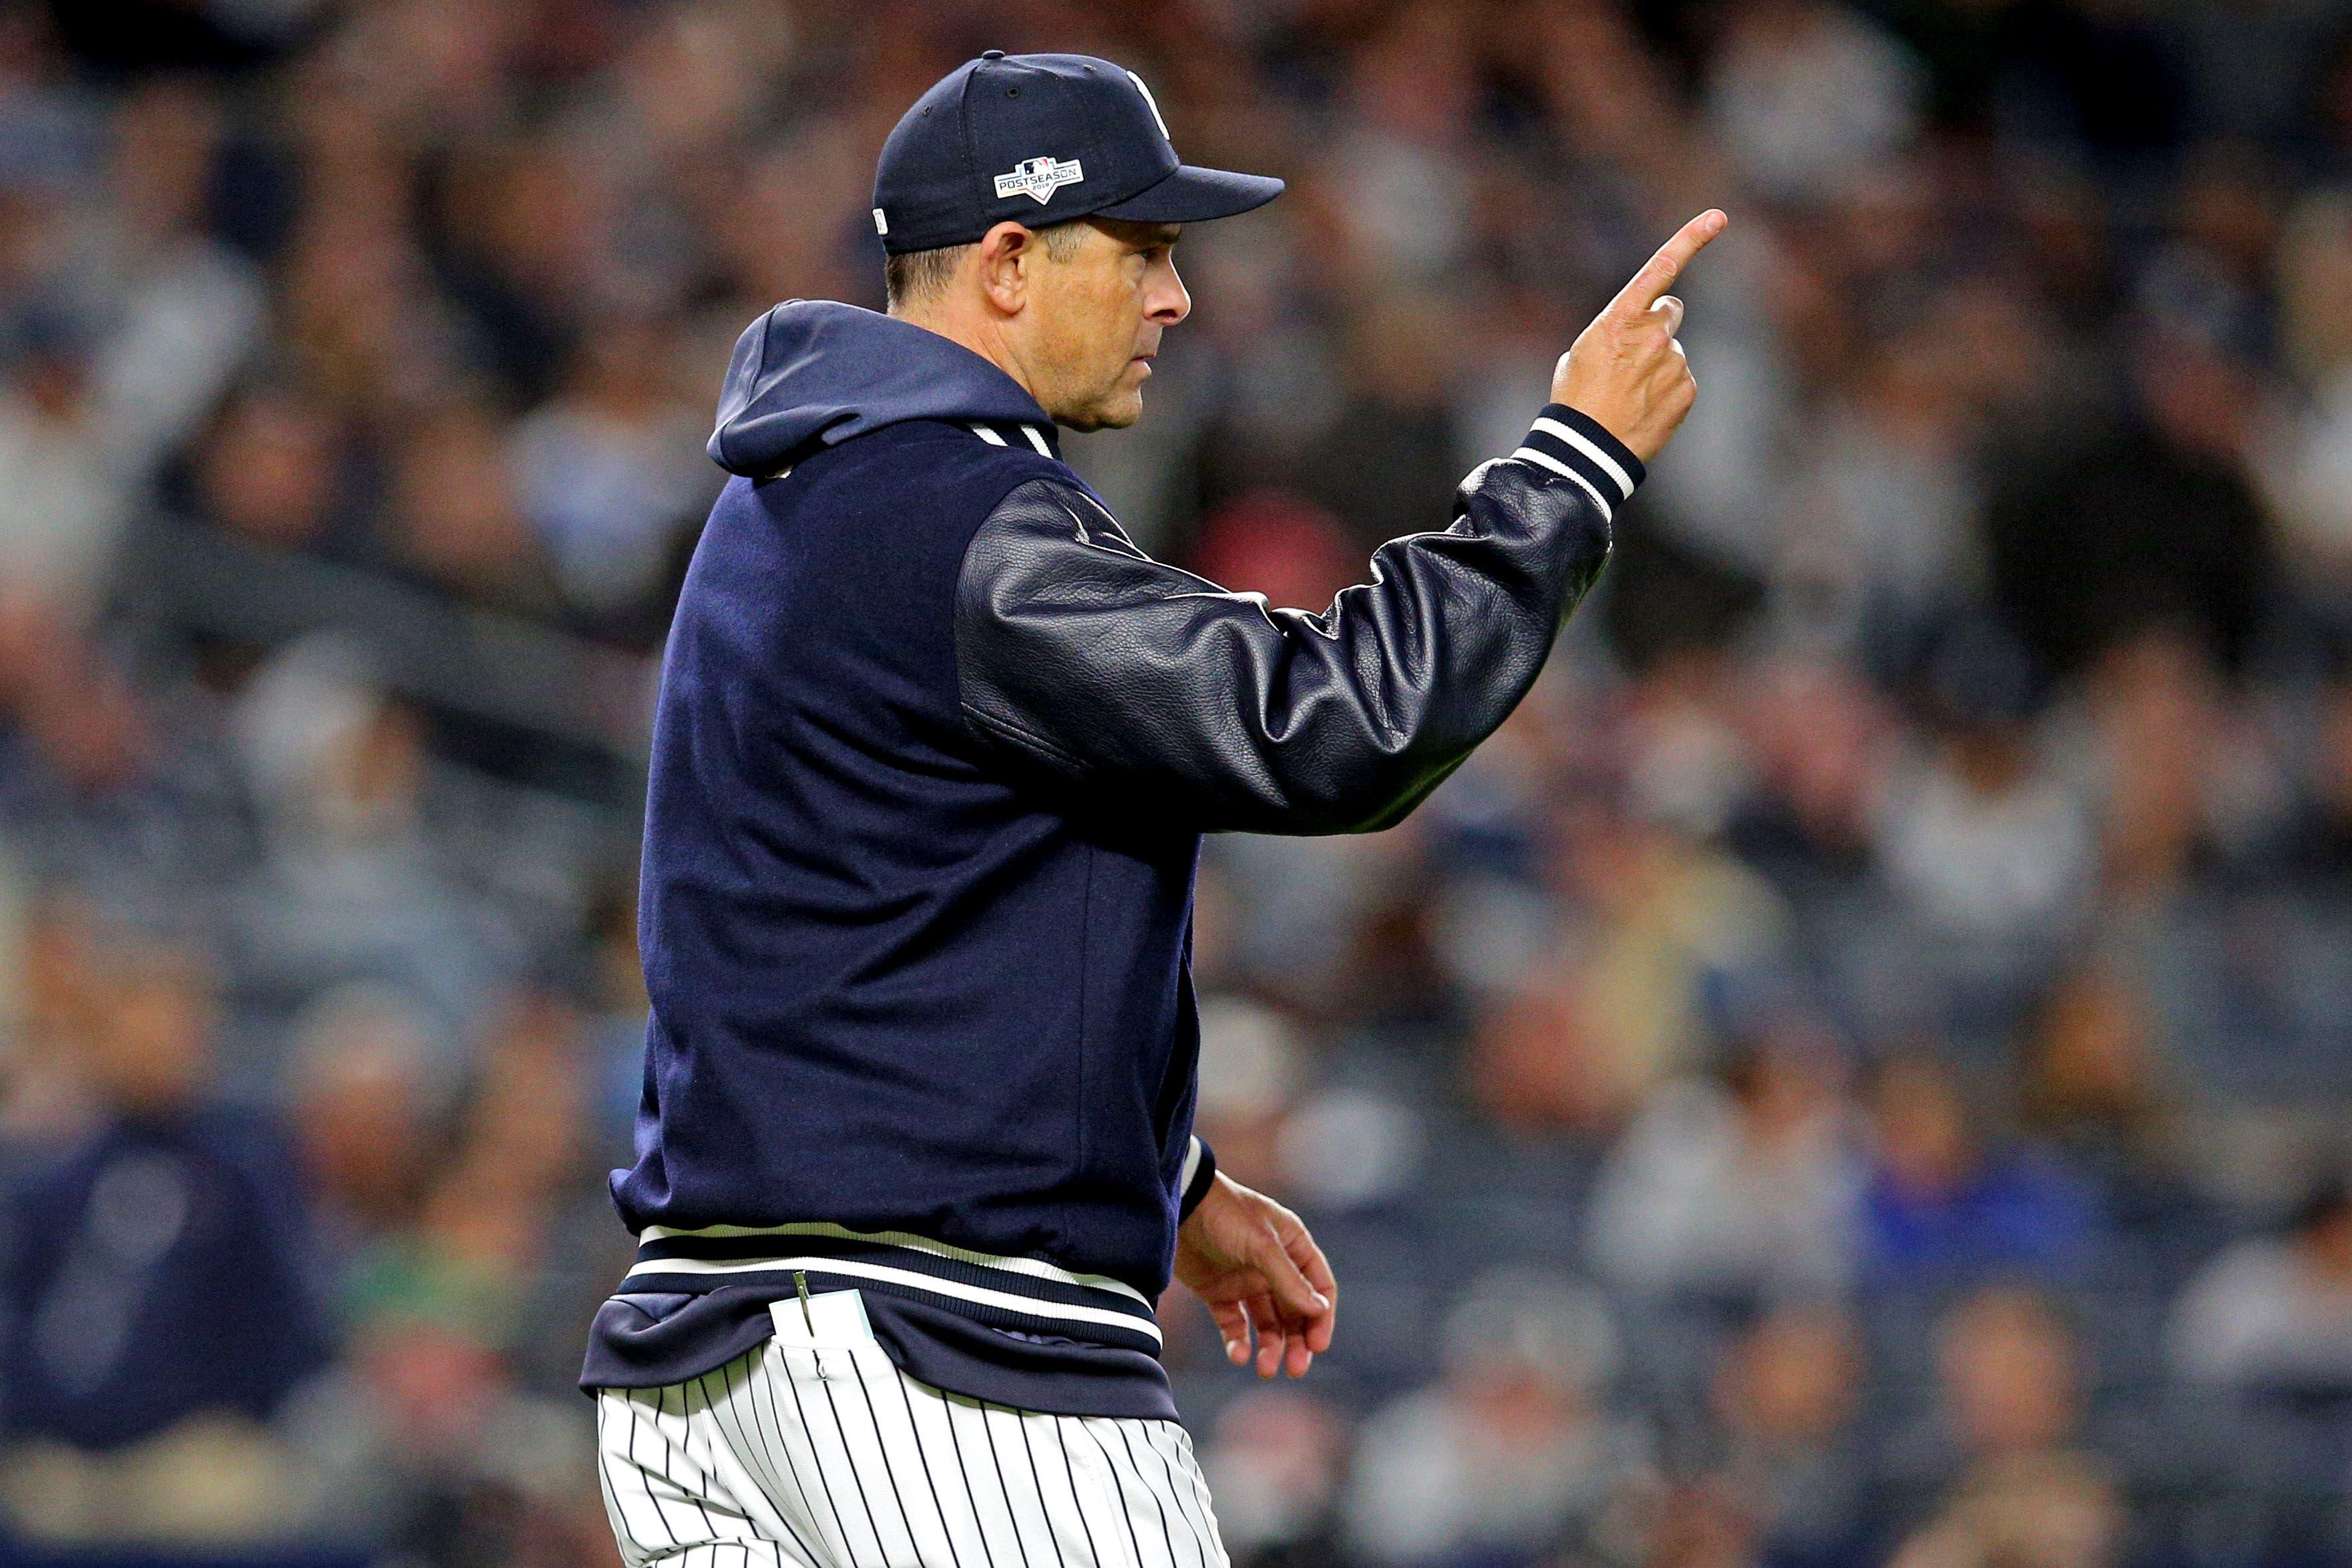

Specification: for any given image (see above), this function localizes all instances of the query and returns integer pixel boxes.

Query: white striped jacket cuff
[1509,403,1645,523]
[1178,1135,1218,1221]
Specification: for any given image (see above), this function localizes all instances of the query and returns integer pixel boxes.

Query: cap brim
[1093,164,1284,224]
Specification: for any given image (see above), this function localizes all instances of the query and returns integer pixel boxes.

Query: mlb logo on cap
[871,51,1283,255]
[994,155,1086,204]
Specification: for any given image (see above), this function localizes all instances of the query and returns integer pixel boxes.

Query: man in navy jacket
[586,50,1722,1568]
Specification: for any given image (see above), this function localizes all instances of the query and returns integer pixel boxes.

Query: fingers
[1608,209,1726,321]
[1284,1322,1314,1378]
[1218,1294,1299,1378]
[1247,1294,1286,1378]
[1280,1216,1340,1356]
[1197,1193,1340,1379]
[1248,1209,1331,1328]
[1650,295,1684,339]
[1285,1213,1338,1302]
[1250,1296,1316,1380]
[1256,1210,1334,1374]
[1211,1300,1251,1366]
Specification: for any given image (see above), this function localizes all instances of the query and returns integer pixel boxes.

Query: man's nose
[1149,264,1191,325]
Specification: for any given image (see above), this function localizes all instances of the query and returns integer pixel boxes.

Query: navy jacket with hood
[584,301,1637,1416]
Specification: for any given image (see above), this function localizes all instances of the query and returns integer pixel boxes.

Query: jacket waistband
[622,1221,1164,1358]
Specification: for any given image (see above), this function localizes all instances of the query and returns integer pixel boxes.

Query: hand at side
[1173,1173,1338,1379]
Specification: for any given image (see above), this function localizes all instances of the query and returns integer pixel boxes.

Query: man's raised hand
[1551,209,1728,464]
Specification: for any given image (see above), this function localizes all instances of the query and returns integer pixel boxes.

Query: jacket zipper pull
[795,1269,816,1334]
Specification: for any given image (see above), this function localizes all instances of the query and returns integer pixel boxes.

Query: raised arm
[954,212,1725,836]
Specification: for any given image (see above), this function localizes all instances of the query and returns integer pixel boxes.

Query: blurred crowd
[5,0,2352,1564]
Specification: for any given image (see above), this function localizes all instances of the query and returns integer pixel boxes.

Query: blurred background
[5,0,2352,1565]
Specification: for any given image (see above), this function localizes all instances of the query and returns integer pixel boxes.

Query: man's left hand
[1173,1173,1337,1378]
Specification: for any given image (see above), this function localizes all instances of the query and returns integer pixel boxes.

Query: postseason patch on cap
[993,155,1084,204]
[872,53,1280,251]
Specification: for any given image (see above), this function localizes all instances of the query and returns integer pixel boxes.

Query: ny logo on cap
[994,155,1085,204]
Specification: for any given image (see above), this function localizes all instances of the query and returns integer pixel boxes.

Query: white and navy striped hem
[626,1222,1165,1356]
[967,421,1058,457]
[1508,403,1643,523]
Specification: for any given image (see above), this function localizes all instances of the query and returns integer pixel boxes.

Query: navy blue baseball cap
[871,52,1284,255]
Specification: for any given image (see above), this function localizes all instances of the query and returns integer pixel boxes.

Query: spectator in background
[1183,205,1341,506]
[276,992,600,1555]
[186,377,353,559]
[1190,992,1304,1189]
[0,929,331,1546]
[0,593,248,912]
[1588,1028,1859,1301]
[1710,1304,1873,1568]
[1776,323,1979,666]
[381,403,563,623]
[1201,1387,1351,1568]
[1704,0,1924,203]
[278,1261,602,1558]
[0,882,103,1151]
[1858,1053,2100,1289]
[2269,188,2352,612]
[429,133,598,409]
[0,315,127,619]
[1879,622,2094,979]
[1476,789,1787,1135]
[1890,1288,2122,1568]
[1648,1479,1770,1568]
[228,636,523,1041]
[1985,327,2275,682]
[1726,658,1892,907]
[2268,652,2352,894]
[1342,1271,1655,1568]
[81,75,264,483]
[2015,959,2200,1235]
[272,95,452,422]
[2171,1175,2352,1394]
[0,75,262,621]
[287,982,447,1263]
[1310,292,1466,554]
[1473,954,1648,1137]
[2071,629,2273,905]
[510,313,711,647]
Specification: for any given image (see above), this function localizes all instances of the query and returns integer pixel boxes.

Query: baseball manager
[583,48,1724,1568]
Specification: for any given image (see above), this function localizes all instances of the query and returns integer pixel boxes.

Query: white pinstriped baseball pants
[594,1294,1229,1568]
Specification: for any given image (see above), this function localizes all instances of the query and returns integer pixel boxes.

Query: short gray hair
[884,219,1089,310]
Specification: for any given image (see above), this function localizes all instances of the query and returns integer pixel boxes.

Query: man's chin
[1060,392,1144,433]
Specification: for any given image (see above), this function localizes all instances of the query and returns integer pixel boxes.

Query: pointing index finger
[1609,209,1728,321]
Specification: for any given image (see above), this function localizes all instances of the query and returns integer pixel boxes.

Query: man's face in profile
[1023,218,1189,432]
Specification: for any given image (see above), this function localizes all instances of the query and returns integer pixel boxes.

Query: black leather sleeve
[953,404,1637,835]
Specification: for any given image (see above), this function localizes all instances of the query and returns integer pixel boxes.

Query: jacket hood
[707,301,1054,477]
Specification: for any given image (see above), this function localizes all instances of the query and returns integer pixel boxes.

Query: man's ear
[976,222,1034,315]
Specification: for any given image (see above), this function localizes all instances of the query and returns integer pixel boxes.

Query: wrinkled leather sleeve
[953,411,1627,835]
